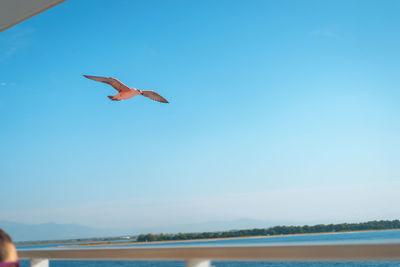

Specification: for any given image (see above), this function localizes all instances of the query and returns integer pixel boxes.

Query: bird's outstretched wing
[140,90,169,103]
[83,75,130,92]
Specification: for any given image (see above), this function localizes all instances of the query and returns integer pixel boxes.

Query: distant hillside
[137,219,400,242]
[0,221,123,242]
[143,218,286,234]
[0,218,281,242]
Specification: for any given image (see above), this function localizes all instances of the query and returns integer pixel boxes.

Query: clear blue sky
[1,0,399,232]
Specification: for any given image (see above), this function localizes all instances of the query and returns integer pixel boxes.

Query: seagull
[83,75,169,103]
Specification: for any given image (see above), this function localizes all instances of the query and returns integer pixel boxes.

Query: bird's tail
[108,95,116,101]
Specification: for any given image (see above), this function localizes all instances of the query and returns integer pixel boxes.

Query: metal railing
[18,244,400,267]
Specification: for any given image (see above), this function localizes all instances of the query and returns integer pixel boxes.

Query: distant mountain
[0,218,294,242]
[131,218,296,234]
[0,221,124,242]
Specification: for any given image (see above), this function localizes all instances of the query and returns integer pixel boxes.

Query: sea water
[17,230,400,266]
[19,260,400,267]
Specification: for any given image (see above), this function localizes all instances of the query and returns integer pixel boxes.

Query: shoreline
[60,228,400,248]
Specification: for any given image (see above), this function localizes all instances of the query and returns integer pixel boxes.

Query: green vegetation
[137,219,400,242]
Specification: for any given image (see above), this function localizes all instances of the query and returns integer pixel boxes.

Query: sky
[1,0,400,235]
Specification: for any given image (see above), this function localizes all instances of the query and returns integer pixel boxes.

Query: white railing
[18,244,400,267]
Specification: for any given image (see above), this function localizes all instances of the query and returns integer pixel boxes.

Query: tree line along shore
[137,219,400,242]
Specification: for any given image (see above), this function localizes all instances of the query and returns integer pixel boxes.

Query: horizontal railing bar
[18,244,400,261]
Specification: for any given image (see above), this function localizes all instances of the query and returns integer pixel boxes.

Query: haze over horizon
[1,0,400,241]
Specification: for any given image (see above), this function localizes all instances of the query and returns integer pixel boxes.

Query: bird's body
[109,89,140,101]
[83,75,169,103]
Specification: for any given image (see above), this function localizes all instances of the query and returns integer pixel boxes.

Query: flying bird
[83,75,169,103]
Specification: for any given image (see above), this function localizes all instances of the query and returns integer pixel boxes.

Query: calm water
[17,230,400,266]
[18,260,400,267]
[110,230,400,248]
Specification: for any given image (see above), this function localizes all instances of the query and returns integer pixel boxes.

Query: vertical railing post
[186,259,211,267]
[30,258,49,267]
